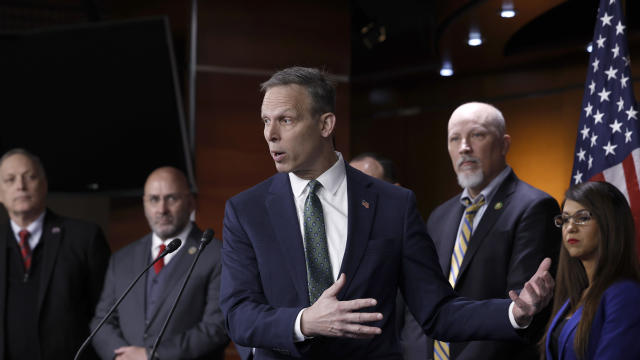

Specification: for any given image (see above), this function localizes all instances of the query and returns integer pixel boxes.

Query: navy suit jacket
[220,163,520,359]
[400,170,560,360]
[545,280,640,360]
[91,224,228,360]
[0,210,110,360]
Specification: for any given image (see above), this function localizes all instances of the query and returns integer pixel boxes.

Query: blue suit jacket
[545,280,640,360]
[220,163,521,359]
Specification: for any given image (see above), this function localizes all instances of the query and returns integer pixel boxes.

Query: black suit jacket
[401,170,560,360]
[0,209,111,359]
[91,223,228,360]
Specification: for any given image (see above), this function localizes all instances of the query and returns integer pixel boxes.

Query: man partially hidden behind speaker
[91,167,228,360]
[0,148,111,360]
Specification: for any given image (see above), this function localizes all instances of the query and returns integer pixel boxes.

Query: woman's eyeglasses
[553,210,593,228]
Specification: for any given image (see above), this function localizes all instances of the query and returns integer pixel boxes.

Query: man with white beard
[400,102,561,360]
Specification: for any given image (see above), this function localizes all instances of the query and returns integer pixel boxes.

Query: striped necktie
[434,195,486,360]
[18,229,32,272]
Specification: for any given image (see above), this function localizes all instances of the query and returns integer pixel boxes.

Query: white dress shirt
[289,152,348,281]
[150,222,192,265]
[11,211,46,250]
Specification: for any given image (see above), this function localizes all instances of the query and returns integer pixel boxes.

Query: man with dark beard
[401,102,561,360]
[91,167,228,360]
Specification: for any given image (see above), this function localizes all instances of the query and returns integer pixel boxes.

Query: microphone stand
[148,229,214,359]
[73,238,182,360]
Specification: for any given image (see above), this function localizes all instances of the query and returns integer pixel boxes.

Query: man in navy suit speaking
[220,67,554,359]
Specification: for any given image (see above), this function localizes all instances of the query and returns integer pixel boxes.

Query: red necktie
[154,244,166,274]
[18,230,32,272]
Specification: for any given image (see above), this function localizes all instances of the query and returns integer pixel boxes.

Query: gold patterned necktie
[434,195,486,360]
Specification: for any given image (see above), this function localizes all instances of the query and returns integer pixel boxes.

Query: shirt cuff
[294,308,307,342]
[508,301,529,329]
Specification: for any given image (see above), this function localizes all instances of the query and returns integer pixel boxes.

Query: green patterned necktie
[303,180,333,304]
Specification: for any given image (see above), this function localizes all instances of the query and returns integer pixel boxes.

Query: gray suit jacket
[91,223,228,360]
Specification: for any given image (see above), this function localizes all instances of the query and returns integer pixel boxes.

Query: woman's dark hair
[539,181,640,358]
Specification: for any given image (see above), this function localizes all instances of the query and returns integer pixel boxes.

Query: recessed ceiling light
[440,62,453,77]
[500,9,516,18]
[468,31,483,46]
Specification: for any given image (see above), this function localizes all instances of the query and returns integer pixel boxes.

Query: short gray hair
[0,148,47,178]
[261,66,336,117]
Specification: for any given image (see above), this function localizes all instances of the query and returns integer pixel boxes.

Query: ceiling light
[586,42,593,53]
[500,9,516,18]
[440,62,453,77]
[467,31,483,46]
[500,2,516,18]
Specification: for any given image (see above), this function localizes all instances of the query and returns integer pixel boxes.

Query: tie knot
[19,230,30,242]
[464,195,486,213]
[158,244,167,253]
[308,180,322,194]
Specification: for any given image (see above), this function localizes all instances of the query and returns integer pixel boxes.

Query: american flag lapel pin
[362,200,369,209]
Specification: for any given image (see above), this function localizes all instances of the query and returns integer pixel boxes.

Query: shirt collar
[10,210,46,239]
[151,221,192,252]
[289,151,345,198]
[460,166,511,206]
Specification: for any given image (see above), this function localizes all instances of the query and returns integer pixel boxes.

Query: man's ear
[502,134,512,156]
[319,112,336,138]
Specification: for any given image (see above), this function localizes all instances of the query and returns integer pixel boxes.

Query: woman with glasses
[540,181,640,359]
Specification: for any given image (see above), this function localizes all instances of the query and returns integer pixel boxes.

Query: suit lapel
[131,235,151,329]
[337,166,377,299]
[438,200,465,276]
[546,300,571,360]
[146,226,201,327]
[559,304,582,360]
[458,171,517,280]
[266,174,309,304]
[0,222,8,353]
[37,211,62,314]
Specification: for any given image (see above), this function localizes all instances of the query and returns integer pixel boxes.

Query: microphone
[199,228,214,247]
[164,237,182,253]
[73,238,182,360]
[148,229,214,359]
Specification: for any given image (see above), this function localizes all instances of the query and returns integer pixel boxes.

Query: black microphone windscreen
[201,228,214,245]
[166,238,182,253]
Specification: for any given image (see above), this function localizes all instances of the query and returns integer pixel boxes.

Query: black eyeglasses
[553,210,593,228]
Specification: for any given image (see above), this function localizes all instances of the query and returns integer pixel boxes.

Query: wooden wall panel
[197,2,350,71]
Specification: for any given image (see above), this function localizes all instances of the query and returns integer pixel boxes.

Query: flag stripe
[623,153,640,209]
[623,152,640,243]
[603,162,629,201]
[571,0,640,256]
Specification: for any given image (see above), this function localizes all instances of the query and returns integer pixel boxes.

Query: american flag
[571,0,639,251]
